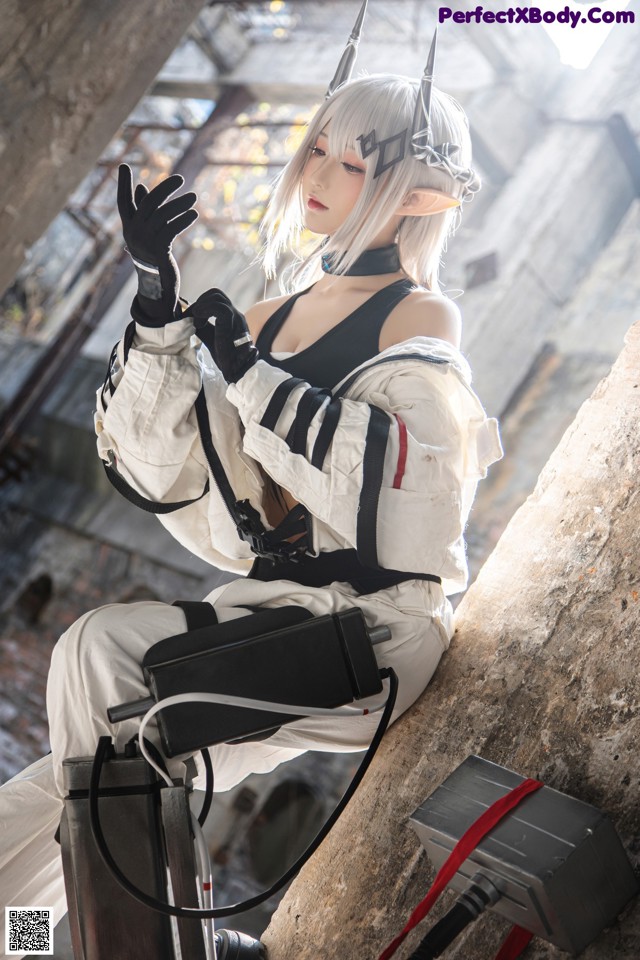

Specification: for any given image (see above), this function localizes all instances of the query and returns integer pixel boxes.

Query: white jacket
[95,314,502,595]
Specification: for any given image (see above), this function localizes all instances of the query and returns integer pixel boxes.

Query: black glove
[187,288,259,384]
[117,163,198,326]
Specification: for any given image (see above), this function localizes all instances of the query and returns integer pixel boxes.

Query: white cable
[138,687,389,784]
[130,729,217,952]
[191,812,217,960]
[135,684,390,941]
[137,722,173,787]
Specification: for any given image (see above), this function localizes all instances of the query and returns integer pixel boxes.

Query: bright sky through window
[541,0,632,68]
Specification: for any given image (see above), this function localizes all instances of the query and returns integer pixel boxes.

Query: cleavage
[271,287,371,355]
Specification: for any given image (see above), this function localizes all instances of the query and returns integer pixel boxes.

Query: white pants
[0,575,451,951]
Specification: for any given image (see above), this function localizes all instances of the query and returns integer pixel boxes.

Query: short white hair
[260,73,478,293]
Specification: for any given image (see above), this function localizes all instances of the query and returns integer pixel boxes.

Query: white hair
[260,73,478,293]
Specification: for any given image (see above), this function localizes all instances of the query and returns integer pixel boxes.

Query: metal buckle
[235,500,306,563]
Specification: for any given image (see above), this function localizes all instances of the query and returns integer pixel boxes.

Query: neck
[321,243,401,277]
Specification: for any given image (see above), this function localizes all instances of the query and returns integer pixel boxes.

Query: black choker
[321,244,401,276]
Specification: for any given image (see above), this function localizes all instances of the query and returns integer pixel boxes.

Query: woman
[0,18,502,950]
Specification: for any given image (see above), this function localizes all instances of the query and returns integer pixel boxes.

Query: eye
[342,161,365,175]
[309,145,326,158]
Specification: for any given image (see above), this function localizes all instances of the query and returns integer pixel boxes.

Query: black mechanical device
[60,747,264,960]
[408,756,639,957]
[60,750,203,960]
[108,604,387,756]
[59,605,395,960]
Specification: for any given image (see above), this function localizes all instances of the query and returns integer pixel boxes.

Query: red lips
[308,196,328,211]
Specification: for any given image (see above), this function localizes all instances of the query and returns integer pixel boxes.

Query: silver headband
[326,14,480,201]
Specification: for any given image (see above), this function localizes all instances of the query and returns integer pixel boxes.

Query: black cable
[128,735,213,827]
[407,875,503,959]
[89,668,398,920]
[408,903,476,959]
[197,749,214,827]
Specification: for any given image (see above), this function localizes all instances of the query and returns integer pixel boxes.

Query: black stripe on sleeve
[122,320,137,365]
[356,405,391,569]
[259,377,306,432]
[100,342,119,410]
[310,398,341,469]
[284,387,331,454]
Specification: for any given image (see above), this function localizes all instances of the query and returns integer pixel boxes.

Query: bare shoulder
[245,294,290,341]
[379,288,462,350]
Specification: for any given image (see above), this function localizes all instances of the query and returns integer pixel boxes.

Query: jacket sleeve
[225,347,501,573]
[94,317,264,573]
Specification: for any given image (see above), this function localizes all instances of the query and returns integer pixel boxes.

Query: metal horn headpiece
[325,0,369,99]
[408,29,481,200]
[325,12,480,202]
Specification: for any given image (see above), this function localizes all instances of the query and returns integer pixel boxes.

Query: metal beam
[0,86,254,460]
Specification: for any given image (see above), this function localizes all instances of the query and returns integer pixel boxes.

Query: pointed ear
[397,188,460,216]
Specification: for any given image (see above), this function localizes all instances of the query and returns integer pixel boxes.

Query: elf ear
[397,188,461,216]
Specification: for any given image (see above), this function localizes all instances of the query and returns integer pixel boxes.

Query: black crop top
[248,276,443,594]
[256,278,416,389]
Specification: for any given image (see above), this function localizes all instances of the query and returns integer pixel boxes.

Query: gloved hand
[187,288,259,384]
[117,163,198,326]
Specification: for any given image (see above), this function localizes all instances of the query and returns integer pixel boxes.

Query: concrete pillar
[262,320,640,958]
[455,120,636,417]
[0,0,206,298]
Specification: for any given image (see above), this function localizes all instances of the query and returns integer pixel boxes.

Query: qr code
[5,907,53,955]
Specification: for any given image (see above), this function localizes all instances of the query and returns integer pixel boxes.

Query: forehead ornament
[326,5,481,200]
[357,129,406,178]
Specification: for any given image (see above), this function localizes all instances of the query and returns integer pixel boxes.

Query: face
[300,130,367,236]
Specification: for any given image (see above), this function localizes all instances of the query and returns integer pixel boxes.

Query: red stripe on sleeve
[392,414,408,489]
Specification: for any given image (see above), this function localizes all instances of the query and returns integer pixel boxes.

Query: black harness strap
[249,549,441,593]
[356,405,391,569]
[172,600,218,630]
[103,462,210,514]
[194,387,238,508]
[100,343,118,411]
[122,319,137,364]
[195,387,310,561]
[101,325,215,514]
[100,321,136,412]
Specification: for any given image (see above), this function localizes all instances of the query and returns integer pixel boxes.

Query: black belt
[248,548,441,595]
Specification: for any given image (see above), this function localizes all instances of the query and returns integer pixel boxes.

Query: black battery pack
[136,605,383,757]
